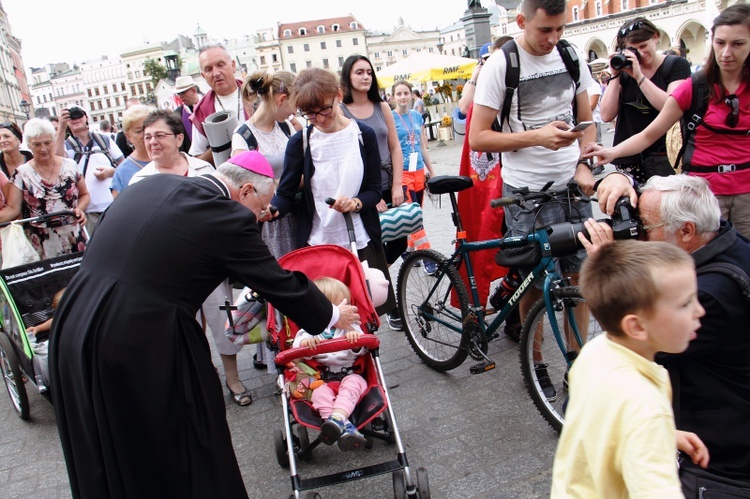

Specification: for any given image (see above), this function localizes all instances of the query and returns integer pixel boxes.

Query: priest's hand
[333,299,359,331]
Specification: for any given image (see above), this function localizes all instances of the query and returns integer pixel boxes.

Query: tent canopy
[377,53,478,88]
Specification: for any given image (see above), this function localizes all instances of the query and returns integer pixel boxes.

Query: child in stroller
[292,277,368,452]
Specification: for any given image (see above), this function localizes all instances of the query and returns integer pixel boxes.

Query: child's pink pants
[311,373,367,419]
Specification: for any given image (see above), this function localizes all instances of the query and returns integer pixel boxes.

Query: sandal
[226,382,252,406]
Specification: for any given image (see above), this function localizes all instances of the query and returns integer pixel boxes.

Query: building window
[621,0,628,9]
[323,58,329,68]
[306,61,312,68]
[595,0,602,16]
[284,29,292,37]
[332,24,340,31]
[288,46,294,54]
[87,89,93,97]
[115,96,120,106]
[121,82,126,91]
[338,56,344,67]
[429,47,434,53]
[336,40,342,48]
[272,54,278,63]
[402,49,408,56]
[320,41,326,49]
[352,38,359,46]
[130,85,136,96]
[260,55,266,65]
[138,83,144,95]
[290,63,297,73]
[106,98,111,107]
[376,66,382,72]
[299,28,307,36]
[135,71,141,78]
[349,22,358,29]
[387,50,393,57]
[572,6,579,21]
[95,87,100,96]
[317,25,325,33]
[146,82,152,91]
[112,84,117,92]
[304,43,310,52]
[103,85,108,94]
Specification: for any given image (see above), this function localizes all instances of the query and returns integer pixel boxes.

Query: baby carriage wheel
[0,334,30,420]
[417,467,431,498]
[274,428,290,468]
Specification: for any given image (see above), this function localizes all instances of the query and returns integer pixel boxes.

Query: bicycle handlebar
[489,181,589,209]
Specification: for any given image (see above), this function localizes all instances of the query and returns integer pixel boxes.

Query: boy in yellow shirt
[551,240,709,497]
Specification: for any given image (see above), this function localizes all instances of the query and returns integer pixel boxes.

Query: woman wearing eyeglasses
[0,122,32,200]
[598,17,691,184]
[269,67,396,316]
[128,110,212,186]
[586,4,750,238]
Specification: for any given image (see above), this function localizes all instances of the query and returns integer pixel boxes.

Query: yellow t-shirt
[551,334,683,498]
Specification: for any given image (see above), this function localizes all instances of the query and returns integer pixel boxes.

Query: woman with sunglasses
[586,4,750,237]
[599,17,691,184]
[268,67,396,316]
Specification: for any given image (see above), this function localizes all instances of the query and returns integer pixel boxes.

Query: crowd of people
[0,0,746,496]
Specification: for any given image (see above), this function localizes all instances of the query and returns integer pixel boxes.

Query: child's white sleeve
[292,329,313,348]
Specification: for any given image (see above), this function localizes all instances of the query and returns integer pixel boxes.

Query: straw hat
[173,76,198,94]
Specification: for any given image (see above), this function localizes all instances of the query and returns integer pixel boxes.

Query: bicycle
[396,175,604,431]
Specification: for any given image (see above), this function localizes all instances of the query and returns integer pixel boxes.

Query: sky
[4,0,478,69]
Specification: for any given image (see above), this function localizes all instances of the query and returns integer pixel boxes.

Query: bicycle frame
[425,191,583,363]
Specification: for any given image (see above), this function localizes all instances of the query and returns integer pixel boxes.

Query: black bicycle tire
[519,287,599,432]
[397,249,470,372]
[0,333,30,420]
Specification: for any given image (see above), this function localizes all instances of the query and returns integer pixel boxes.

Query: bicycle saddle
[426,175,473,195]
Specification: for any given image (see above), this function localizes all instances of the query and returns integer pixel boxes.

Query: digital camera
[68,107,86,120]
[610,47,641,71]
[545,197,643,257]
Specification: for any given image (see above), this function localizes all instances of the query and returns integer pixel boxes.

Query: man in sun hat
[49,150,360,499]
[173,76,202,152]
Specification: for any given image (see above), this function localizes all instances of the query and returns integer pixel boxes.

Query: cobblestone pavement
[0,129,614,498]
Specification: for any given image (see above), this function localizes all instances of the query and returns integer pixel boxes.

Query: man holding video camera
[585,172,750,492]
[598,17,690,184]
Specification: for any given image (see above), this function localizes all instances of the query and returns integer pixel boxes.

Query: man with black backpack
[469,0,595,401]
[57,106,123,235]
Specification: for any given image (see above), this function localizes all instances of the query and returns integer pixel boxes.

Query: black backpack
[675,71,750,171]
[696,261,750,304]
[499,39,581,133]
[235,120,292,151]
[66,133,118,168]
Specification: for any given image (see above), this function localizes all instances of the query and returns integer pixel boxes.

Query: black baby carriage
[0,211,86,419]
[267,243,430,498]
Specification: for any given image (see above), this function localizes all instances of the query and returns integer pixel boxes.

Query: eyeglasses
[619,20,648,37]
[725,95,739,128]
[641,221,667,232]
[143,132,176,141]
[300,97,336,121]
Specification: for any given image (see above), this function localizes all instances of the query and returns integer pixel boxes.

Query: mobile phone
[569,121,594,132]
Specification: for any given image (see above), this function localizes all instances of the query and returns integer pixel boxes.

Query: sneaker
[320,415,345,446]
[252,353,266,370]
[338,421,367,452]
[423,260,438,276]
[534,363,557,402]
[387,309,403,331]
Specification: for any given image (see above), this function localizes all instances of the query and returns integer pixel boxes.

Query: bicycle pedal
[470,360,496,374]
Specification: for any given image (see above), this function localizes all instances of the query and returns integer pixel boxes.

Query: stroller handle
[274,336,380,367]
[0,210,79,229]
[324,197,358,255]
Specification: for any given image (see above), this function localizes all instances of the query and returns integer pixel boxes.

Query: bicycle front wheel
[397,249,470,372]
[519,286,603,432]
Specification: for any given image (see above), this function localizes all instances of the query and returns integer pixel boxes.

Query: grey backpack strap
[697,262,750,303]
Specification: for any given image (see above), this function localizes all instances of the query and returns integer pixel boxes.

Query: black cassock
[49,174,333,499]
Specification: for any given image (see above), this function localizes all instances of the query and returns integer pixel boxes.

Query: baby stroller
[0,211,86,419]
[268,243,430,498]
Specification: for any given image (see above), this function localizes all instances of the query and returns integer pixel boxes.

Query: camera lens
[610,53,631,71]
[69,108,85,120]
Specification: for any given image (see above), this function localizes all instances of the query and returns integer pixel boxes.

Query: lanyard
[396,111,416,152]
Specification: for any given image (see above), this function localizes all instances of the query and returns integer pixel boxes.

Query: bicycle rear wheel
[397,249,470,372]
[519,286,603,432]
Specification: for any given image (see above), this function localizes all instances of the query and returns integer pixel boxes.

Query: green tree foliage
[143,58,168,87]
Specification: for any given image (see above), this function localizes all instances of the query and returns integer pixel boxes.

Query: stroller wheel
[295,425,313,461]
[273,428,289,468]
[0,334,30,420]
[392,470,407,499]
[363,422,374,449]
[417,467,431,498]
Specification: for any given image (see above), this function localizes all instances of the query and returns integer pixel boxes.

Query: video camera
[545,196,643,257]
[610,47,641,71]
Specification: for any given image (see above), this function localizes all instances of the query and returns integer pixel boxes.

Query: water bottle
[489,268,522,310]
